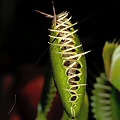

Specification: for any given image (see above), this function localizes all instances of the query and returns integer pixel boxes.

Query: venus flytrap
[91,73,120,120]
[35,2,90,119]
[49,12,90,118]
[36,10,89,119]
[91,40,120,120]
[102,40,120,91]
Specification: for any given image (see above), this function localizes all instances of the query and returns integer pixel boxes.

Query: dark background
[0,0,120,120]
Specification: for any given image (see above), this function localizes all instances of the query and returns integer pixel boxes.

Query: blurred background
[0,0,120,120]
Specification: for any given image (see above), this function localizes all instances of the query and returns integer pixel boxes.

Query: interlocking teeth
[48,11,89,118]
[91,74,114,120]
